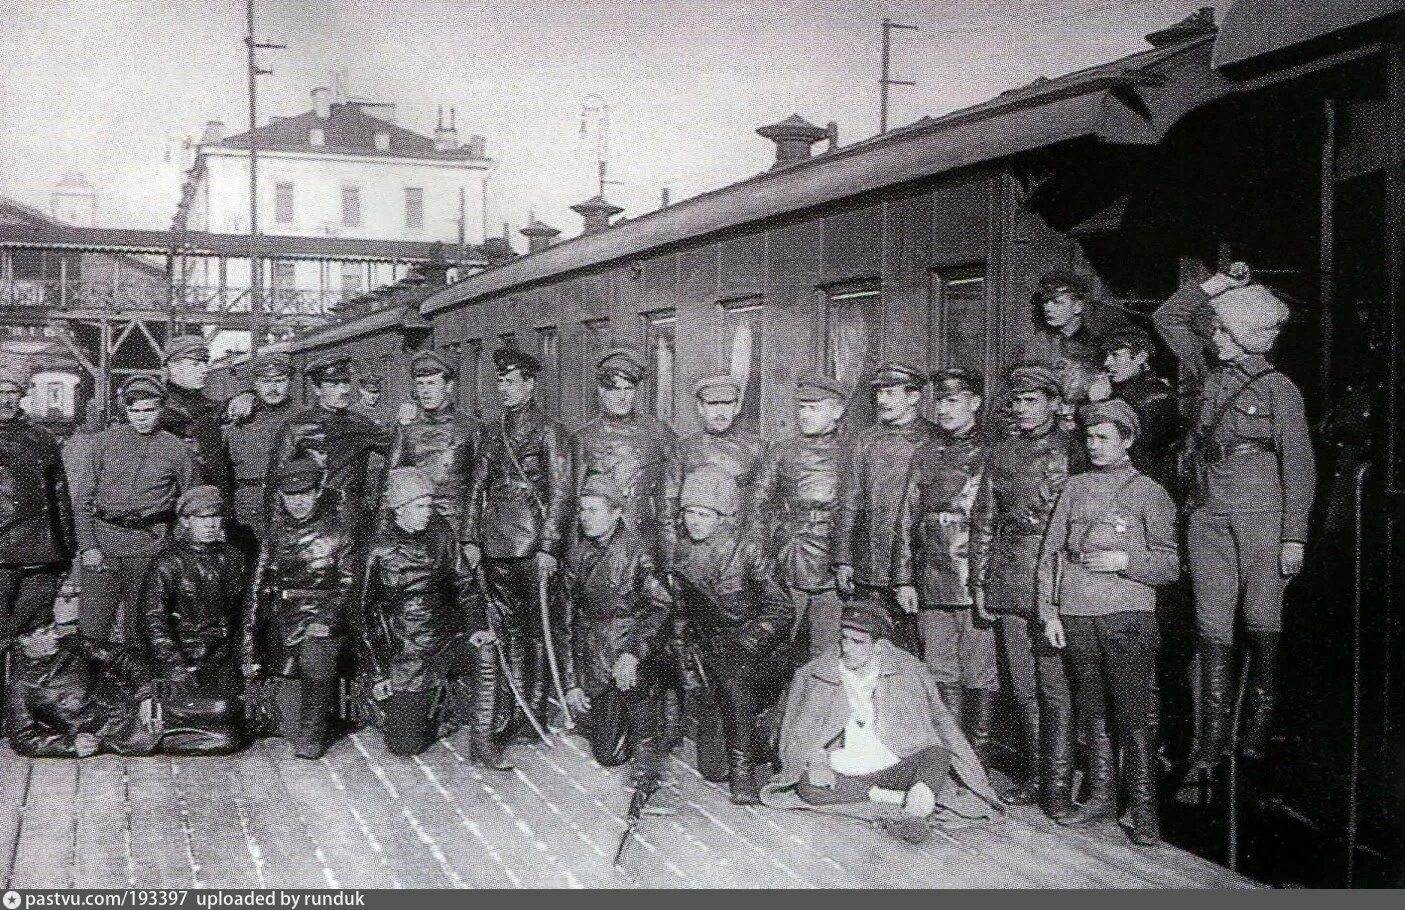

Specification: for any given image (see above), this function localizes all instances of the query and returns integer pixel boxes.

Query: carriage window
[536,326,560,415]
[932,267,989,390]
[581,317,611,419]
[722,299,763,433]
[643,309,677,423]
[824,286,881,393]
[461,339,482,414]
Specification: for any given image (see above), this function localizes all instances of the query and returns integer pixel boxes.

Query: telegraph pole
[245,0,285,350]
[879,17,918,134]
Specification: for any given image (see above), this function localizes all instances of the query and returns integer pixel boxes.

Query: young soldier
[1039,400,1179,846]
[750,376,848,657]
[1087,328,1181,493]
[159,335,234,490]
[243,458,359,759]
[892,368,997,765]
[671,466,792,804]
[1154,267,1315,768]
[833,362,939,649]
[970,364,1083,817]
[388,351,480,543]
[463,348,573,735]
[76,376,197,643]
[560,476,674,784]
[225,351,296,542]
[1017,271,1130,420]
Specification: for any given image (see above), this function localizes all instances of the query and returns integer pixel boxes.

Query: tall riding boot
[294,678,335,760]
[1238,631,1280,761]
[657,685,684,755]
[1003,698,1042,805]
[1122,727,1161,846]
[1042,701,1076,821]
[1186,638,1234,772]
[1060,723,1115,827]
[494,635,527,737]
[965,689,997,772]
[695,700,727,783]
[524,638,549,739]
[937,684,964,725]
[728,747,760,805]
[630,735,663,787]
[470,642,512,770]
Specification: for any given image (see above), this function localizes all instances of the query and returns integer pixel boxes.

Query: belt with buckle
[1202,440,1275,464]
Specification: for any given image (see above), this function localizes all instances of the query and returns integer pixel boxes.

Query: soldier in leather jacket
[462,347,573,737]
[671,466,793,805]
[560,476,674,783]
[388,351,481,543]
[158,335,235,491]
[243,458,359,759]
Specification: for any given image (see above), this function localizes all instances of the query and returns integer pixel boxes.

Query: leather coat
[0,415,75,566]
[465,402,573,560]
[663,429,767,563]
[560,525,673,697]
[892,428,988,607]
[749,430,843,592]
[671,525,792,677]
[970,425,1086,615]
[161,383,231,490]
[389,407,480,540]
[572,413,676,554]
[265,404,393,527]
[225,398,295,536]
[243,490,358,675]
[362,512,483,693]
[833,417,940,588]
[1115,372,1182,494]
[140,537,246,682]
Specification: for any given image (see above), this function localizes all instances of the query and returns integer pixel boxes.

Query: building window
[643,309,677,423]
[274,182,295,223]
[823,285,881,393]
[340,262,363,299]
[404,187,424,230]
[272,260,296,303]
[537,326,560,414]
[341,186,361,228]
[722,299,763,433]
[931,267,989,387]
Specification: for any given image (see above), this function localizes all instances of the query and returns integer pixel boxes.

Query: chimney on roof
[434,105,459,152]
[1145,6,1217,47]
[825,121,839,152]
[480,230,517,263]
[374,129,391,151]
[200,120,225,144]
[466,135,486,158]
[571,195,623,235]
[756,114,828,169]
[312,87,332,119]
[521,212,562,254]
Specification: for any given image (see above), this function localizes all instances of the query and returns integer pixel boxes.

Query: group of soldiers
[0,263,1313,849]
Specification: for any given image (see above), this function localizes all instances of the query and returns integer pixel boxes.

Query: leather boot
[937,684,964,725]
[1186,638,1234,772]
[1238,631,1279,761]
[1042,702,1076,821]
[657,685,684,755]
[965,689,997,772]
[728,747,761,805]
[524,638,549,740]
[695,702,728,783]
[470,642,512,771]
[630,736,663,787]
[1060,726,1115,828]
[294,678,334,760]
[1002,699,1042,805]
[493,635,527,737]
[1122,727,1161,846]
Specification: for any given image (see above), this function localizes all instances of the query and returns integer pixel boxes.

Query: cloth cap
[794,375,847,403]
[494,347,541,377]
[410,350,456,379]
[1037,269,1092,301]
[119,375,165,403]
[1100,328,1158,358]
[840,598,894,639]
[1212,285,1289,355]
[0,360,33,391]
[1007,364,1063,398]
[177,485,225,518]
[869,361,925,389]
[248,351,292,379]
[930,367,984,397]
[597,348,647,387]
[384,466,435,510]
[692,374,741,403]
[307,357,352,384]
[580,474,626,507]
[679,465,740,516]
[273,458,322,494]
[163,335,210,364]
[1079,398,1141,440]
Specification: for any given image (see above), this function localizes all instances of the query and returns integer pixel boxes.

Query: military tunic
[389,406,480,541]
[572,412,676,557]
[225,398,295,539]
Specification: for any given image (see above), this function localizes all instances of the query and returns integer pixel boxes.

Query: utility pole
[879,17,919,134]
[245,0,285,350]
[580,95,625,198]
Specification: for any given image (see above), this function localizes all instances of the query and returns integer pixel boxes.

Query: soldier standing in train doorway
[1154,267,1315,773]
[463,348,573,737]
[225,352,296,545]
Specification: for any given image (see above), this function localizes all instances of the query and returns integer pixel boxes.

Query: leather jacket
[161,383,232,490]
[663,429,767,564]
[243,490,358,675]
[892,428,988,607]
[671,524,792,675]
[572,413,676,555]
[0,415,75,566]
[265,404,393,527]
[465,402,573,560]
[362,513,482,693]
[560,525,673,697]
[140,537,246,681]
[749,430,843,592]
[834,417,940,587]
[389,406,480,541]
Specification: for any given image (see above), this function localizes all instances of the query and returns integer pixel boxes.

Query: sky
[1,0,1215,242]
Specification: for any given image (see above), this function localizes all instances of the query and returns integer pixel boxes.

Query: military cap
[680,465,740,516]
[494,347,540,377]
[1079,398,1141,440]
[410,350,456,379]
[384,466,435,510]
[1100,328,1158,358]
[248,351,292,379]
[840,598,894,639]
[177,485,225,518]
[1212,284,1289,355]
[359,372,384,392]
[119,375,166,402]
[596,347,647,388]
[1007,364,1063,398]
[0,361,33,391]
[869,361,926,390]
[794,375,847,403]
[1037,269,1092,301]
[53,573,80,628]
[307,356,353,385]
[692,374,741,403]
[273,458,322,494]
[579,474,626,507]
[163,334,210,364]
[930,367,984,397]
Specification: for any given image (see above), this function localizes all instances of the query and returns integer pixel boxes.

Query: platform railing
[0,275,342,319]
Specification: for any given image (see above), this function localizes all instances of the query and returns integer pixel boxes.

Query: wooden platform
[0,732,1258,889]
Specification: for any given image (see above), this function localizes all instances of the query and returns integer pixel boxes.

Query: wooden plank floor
[0,732,1258,890]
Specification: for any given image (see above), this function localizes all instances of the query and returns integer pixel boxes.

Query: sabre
[538,568,574,730]
[613,776,671,865]
[476,565,554,746]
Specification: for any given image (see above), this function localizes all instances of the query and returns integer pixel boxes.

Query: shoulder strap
[1199,365,1276,441]
[498,415,546,518]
